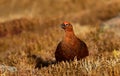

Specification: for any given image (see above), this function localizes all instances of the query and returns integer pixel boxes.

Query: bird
[55,22,89,62]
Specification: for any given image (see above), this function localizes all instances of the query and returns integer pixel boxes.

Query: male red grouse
[55,22,89,62]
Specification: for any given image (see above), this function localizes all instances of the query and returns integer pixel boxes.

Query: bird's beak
[61,23,65,29]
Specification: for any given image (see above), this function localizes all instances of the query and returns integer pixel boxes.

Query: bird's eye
[65,24,69,26]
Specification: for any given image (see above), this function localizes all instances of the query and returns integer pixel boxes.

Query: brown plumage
[55,22,89,62]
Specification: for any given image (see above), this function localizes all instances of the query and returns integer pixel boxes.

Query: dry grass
[0,0,120,76]
[0,21,120,76]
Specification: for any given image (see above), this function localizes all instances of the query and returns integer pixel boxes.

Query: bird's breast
[63,37,79,46]
[61,39,79,53]
[60,41,79,60]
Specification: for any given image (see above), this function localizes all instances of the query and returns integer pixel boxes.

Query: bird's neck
[63,30,77,43]
[65,31,75,38]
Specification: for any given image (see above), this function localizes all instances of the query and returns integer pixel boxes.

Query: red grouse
[55,22,89,62]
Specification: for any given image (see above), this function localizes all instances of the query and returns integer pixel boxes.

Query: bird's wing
[78,39,88,50]
[55,42,63,61]
[56,42,62,51]
[77,39,89,58]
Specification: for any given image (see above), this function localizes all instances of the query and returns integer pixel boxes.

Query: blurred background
[0,0,120,75]
[0,0,120,24]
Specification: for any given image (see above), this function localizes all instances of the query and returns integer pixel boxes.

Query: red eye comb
[63,21,69,25]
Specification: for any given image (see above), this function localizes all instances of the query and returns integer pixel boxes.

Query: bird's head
[61,22,73,31]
